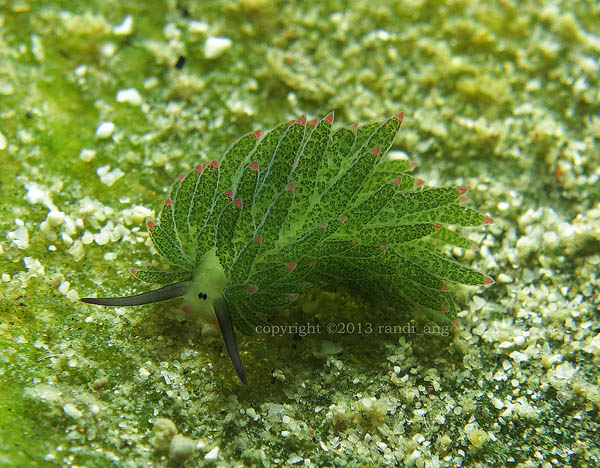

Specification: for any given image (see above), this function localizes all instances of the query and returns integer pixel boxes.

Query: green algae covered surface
[1,0,599,467]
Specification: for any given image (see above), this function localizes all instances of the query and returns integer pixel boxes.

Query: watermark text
[254,322,450,337]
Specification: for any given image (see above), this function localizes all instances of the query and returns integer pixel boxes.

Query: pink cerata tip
[147,220,155,228]
[371,146,381,155]
[483,216,494,224]
[253,129,262,138]
[195,165,203,173]
[165,199,173,206]
[456,187,468,194]
[211,160,219,169]
[325,112,334,123]
[131,268,138,275]
[297,115,306,126]
[395,112,404,121]
[249,161,258,170]
[484,276,495,285]
[309,118,318,126]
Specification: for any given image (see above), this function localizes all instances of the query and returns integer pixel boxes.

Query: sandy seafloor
[1,1,599,467]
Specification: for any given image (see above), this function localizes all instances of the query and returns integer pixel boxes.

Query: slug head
[81,248,247,384]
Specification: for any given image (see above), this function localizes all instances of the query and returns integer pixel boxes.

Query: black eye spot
[203,293,208,300]
[198,293,208,300]
[175,55,186,69]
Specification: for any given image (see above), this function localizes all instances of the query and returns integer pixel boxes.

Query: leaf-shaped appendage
[81,112,495,384]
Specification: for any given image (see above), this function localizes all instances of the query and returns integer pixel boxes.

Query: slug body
[81,112,493,384]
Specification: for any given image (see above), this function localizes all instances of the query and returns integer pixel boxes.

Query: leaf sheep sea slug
[81,112,494,384]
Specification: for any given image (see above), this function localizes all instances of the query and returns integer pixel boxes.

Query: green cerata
[82,112,494,384]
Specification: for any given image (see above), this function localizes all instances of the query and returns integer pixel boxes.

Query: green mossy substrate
[1,1,599,467]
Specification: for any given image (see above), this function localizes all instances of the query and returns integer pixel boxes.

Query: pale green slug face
[180,248,227,327]
[81,111,494,386]
[81,248,248,384]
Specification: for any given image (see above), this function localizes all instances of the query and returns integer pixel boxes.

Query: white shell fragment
[79,148,96,162]
[203,36,232,59]
[95,122,115,139]
[169,434,196,464]
[25,183,57,210]
[188,20,208,34]
[204,446,219,461]
[97,165,124,186]
[116,88,142,106]
[46,210,66,227]
[114,15,133,35]
[8,225,29,249]
[23,257,45,276]
[63,403,83,419]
